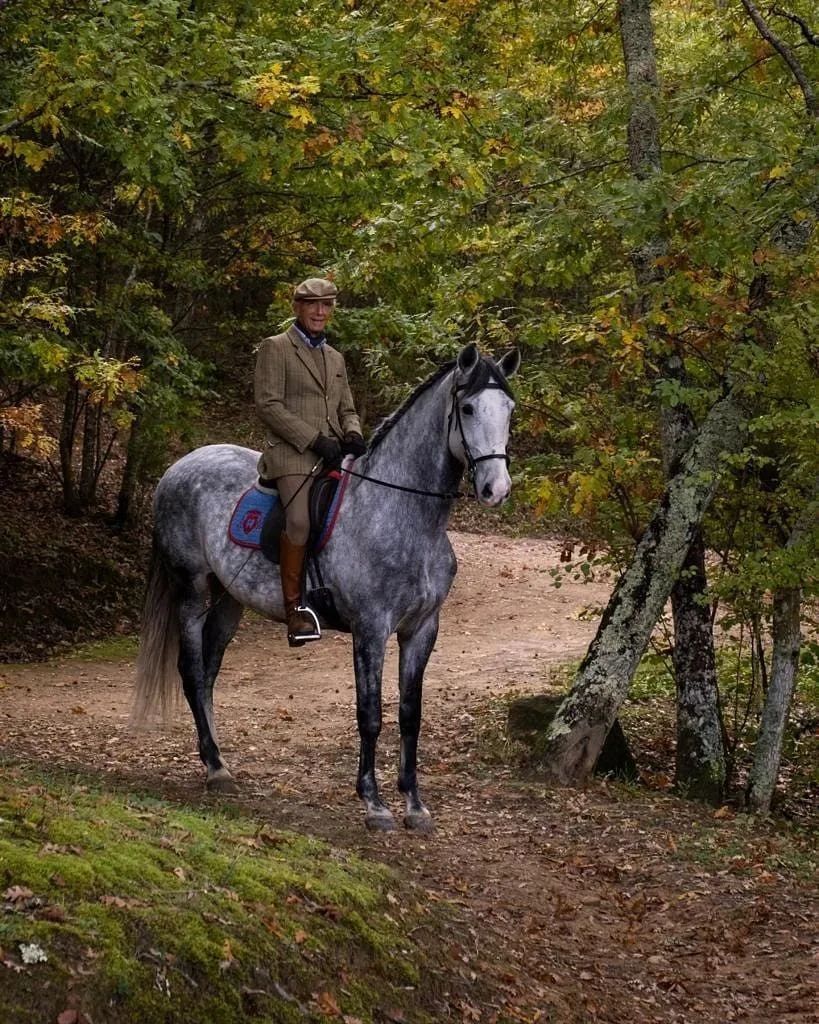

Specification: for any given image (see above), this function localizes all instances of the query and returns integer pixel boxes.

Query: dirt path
[1,533,815,1024]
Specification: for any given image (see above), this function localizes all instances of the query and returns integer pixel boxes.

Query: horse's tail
[132,544,180,727]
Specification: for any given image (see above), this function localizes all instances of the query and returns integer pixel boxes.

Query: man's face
[295,298,334,334]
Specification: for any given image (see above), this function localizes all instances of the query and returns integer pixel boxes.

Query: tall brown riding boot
[279,533,321,647]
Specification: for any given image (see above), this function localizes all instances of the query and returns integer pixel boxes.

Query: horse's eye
[462,403,474,416]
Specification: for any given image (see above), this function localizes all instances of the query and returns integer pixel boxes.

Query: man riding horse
[254,278,366,646]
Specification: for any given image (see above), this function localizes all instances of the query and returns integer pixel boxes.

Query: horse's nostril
[481,483,493,499]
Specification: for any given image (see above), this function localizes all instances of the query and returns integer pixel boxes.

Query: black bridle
[447,380,511,486]
[340,379,511,500]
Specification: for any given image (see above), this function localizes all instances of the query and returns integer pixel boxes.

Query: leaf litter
[0,532,815,1023]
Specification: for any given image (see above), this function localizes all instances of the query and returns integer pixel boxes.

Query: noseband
[448,380,511,484]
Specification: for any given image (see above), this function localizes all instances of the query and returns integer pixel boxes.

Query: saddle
[258,468,345,564]
[227,462,353,633]
[266,468,352,634]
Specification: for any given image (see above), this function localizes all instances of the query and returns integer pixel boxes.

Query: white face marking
[449,387,515,507]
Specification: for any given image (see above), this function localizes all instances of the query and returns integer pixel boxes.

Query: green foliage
[0,0,815,596]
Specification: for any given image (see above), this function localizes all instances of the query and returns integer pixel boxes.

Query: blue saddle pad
[228,485,278,549]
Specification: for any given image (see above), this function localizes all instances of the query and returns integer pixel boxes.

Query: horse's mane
[368,354,514,452]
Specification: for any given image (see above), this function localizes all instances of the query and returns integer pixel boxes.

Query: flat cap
[293,277,338,302]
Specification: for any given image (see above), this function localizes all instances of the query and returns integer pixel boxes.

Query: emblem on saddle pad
[227,485,278,548]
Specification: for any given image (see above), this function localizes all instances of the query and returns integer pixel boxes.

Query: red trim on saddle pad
[313,467,351,552]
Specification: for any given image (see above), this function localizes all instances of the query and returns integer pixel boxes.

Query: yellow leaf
[296,75,321,97]
[288,104,316,129]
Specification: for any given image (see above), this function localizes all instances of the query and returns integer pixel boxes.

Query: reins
[339,464,463,501]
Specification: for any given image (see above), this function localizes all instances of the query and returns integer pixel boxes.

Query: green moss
[0,760,442,1024]
[674,816,817,882]
[64,634,139,662]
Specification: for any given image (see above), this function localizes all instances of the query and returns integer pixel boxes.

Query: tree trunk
[661,361,725,802]
[537,392,747,785]
[746,493,816,812]
[746,586,801,813]
[671,533,725,802]
[60,381,82,517]
[78,399,100,508]
[619,0,725,801]
[112,411,143,529]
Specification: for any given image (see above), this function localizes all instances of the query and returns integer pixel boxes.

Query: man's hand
[342,432,367,458]
[310,434,342,468]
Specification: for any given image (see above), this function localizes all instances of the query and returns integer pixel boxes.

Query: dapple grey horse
[134,343,519,830]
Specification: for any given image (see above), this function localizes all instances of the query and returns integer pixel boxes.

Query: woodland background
[0,0,816,815]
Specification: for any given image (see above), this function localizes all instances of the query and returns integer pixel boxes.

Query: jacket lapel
[287,326,326,390]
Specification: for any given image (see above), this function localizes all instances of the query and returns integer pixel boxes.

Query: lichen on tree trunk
[537,394,747,785]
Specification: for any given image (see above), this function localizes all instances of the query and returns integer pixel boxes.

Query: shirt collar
[293,322,326,349]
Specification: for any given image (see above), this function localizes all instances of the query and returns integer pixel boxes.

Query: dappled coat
[254,325,361,479]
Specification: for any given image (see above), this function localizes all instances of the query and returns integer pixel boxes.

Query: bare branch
[770,5,818,46]
[0,106,45,135]
[740,0,818,116]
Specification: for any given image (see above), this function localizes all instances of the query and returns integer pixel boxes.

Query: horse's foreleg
[177,583,236,794]
[397,613,438,832]
[352,628,394,831]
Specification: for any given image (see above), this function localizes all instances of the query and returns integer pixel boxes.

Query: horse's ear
[457,343,479,374]
[497,348,521,379]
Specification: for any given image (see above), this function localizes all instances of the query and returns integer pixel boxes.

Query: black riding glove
[310,434,342,468]
[341,431,367,458]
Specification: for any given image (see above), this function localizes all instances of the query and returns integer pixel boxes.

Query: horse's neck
[365,375,461,498]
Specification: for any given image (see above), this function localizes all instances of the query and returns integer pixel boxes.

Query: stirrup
[287,605,321,648]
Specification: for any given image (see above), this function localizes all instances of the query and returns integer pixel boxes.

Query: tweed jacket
[255,325,361,479]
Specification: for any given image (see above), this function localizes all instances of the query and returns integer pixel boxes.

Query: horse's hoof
[206,768,238,795]
[403,810,434,834]
[364,807,397,832]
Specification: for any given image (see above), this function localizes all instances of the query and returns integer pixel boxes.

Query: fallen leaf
[3,886,34,903]
[314,991,342,1017]
[99,895,129,908]
[39,905,67,922]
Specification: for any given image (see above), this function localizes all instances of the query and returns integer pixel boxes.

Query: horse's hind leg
[176,574,238,793]
[397,612,438,832]
[199,578,244,792]
[352,626,395,831]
